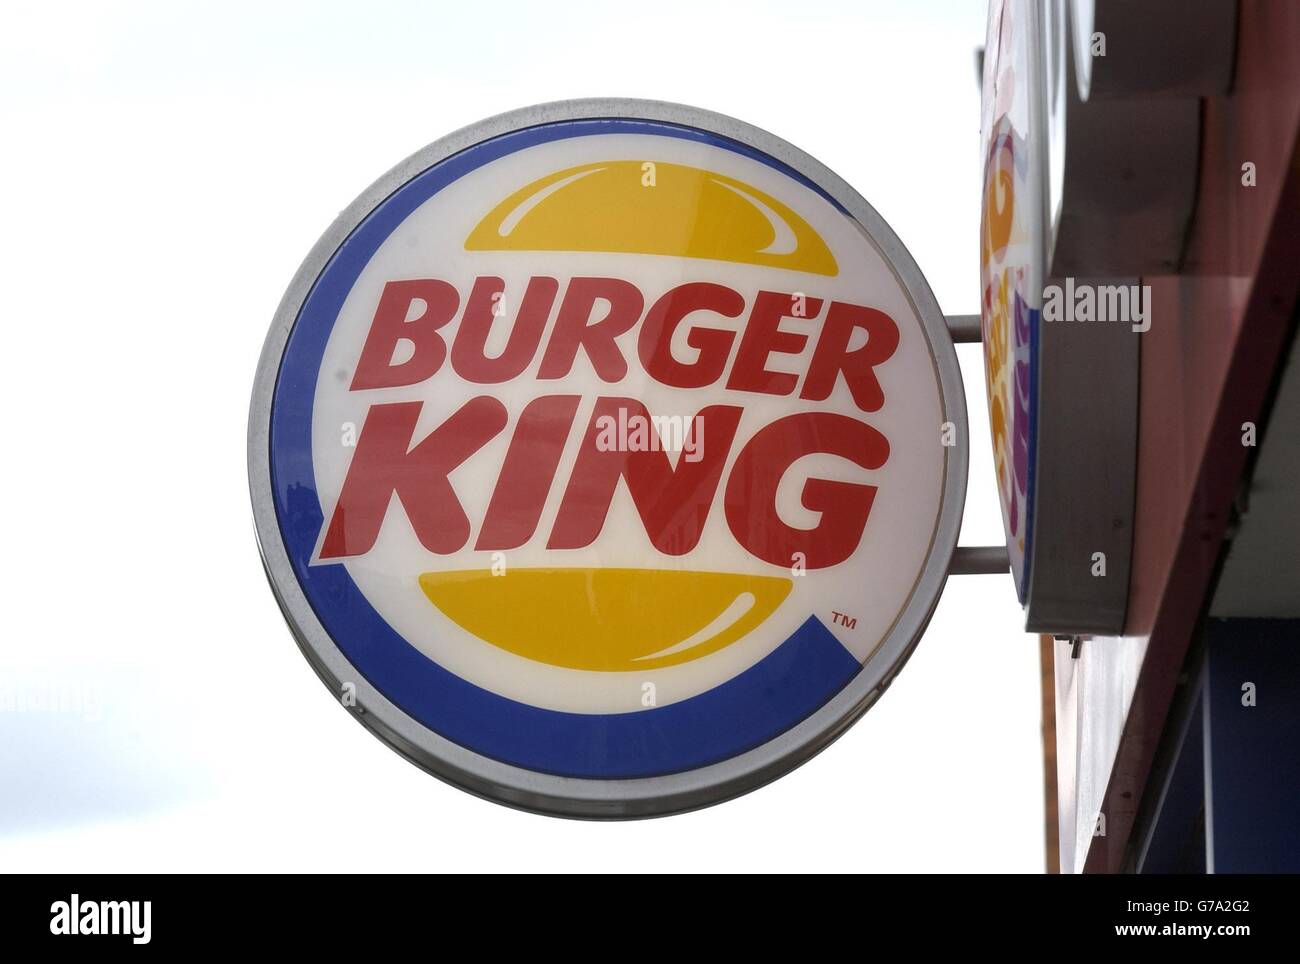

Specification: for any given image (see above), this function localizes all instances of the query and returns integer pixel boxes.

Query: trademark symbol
[831,611,858,630]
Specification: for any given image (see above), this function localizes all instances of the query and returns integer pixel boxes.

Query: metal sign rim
[247,97,968,818]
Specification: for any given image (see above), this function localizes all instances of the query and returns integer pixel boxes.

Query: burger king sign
[249,100,966,816]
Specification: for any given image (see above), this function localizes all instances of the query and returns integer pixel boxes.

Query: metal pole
[949,545,1010,575]
[945,314,983,343]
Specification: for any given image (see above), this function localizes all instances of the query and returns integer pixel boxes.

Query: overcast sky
[0,0,1043,872]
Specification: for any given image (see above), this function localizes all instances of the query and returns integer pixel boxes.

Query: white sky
[0,0,1044,872]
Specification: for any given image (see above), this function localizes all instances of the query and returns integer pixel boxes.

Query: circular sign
[249,99,966,817]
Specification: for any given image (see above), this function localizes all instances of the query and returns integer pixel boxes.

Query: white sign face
[250,101,966,815]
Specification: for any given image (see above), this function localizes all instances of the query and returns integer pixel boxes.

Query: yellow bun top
[465,160,839,277]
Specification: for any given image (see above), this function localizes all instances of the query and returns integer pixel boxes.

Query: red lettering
[801,302,899,412]
[350,280,459,390]
[537,277,643,381]
[548,398,742,554]
[476,395,579,550]
[725,412,889,569]
[725,291,822,397]
[319,397,507,558]
[638,282,744,388]
[451,276,558,383]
